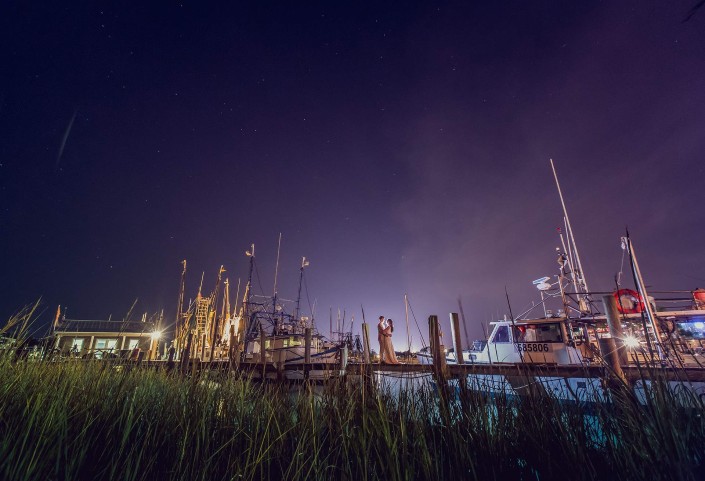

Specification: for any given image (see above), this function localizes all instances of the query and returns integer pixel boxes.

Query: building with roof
[52,311,163,359]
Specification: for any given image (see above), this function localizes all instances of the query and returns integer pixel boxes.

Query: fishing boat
[412,160,705,402]
[416,317,586,365]
[238,241,348,381]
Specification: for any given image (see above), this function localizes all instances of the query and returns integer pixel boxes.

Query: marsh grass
[1,311,704,481]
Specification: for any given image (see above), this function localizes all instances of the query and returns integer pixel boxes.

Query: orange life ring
[614,289,644,314]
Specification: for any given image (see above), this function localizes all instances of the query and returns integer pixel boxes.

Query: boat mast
[272,233,282,328]
[175,260,187,351]
[550,159,590,305]
[295,256,309,323]
[242,244,255,350]
[404,294,412,353]
[220,278,230,341]
[208,265,225,360]
[233,278,241,318]
[550,159,588,292]
[622,235,665,360]
[245,244,255,311]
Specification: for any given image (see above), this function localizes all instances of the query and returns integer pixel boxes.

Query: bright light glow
[151,330,163,341]
[623,336,640,349]
[694,322,705,330]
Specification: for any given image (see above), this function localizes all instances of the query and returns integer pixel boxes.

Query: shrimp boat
[243,319,345,381]
[237,243,348,381]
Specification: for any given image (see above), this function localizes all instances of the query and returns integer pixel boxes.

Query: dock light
[623,336,640,349]
[694,322,705,330]
[151,330,163,341]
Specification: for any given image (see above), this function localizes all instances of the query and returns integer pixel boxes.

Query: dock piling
[228,325,236,370]
[259,325,266,379]
[602,295,628,366]
[304,327,312,380]
[598,337,626,383]
[429,315,447,381]
[180,332,193,372]
[361,323,371,364]
[450,312,464,365]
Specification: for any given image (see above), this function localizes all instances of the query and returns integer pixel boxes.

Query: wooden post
[305,328,312,364]
[597,337,626,383]
[429,315,447,380]
[86,336,95,359]
[304,327,312,380]
[180,332,193,372]
[361,323,371,364]
[429,315,437,365]
[450,313,464,365]
[602,295,628,366]
[340,343,348,373]
[228,325,236,370]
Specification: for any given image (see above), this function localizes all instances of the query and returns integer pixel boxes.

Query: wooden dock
[346,362,705,383]
[125,359,705,383]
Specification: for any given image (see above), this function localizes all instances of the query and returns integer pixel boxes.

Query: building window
[128,339,140,350]
[95,339,118,350]
[71,338,84,352]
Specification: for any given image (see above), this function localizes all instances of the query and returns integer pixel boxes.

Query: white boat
[416,318,585,366]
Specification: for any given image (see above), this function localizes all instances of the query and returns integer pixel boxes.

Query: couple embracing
[377,316,400,364]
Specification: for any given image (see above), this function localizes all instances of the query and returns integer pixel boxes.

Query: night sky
[2,2,704,349]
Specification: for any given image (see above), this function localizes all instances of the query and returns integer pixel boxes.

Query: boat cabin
[470,319,583,365]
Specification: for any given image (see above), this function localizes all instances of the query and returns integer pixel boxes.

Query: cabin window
[127,339,140,350]
[289,336,302,347]
[492,326,511,343]
[70,338,84,352]
[513,324,563,343]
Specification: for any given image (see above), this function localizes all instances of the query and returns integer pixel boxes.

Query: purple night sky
[2,2,704,349]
